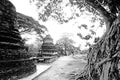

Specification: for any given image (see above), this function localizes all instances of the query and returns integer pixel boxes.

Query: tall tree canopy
[30,0,105,50]
[17,13,48,56]
[17,12,48,39]
[30,0,89,23]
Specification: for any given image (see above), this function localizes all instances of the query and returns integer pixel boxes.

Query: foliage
[29,0,105,24]
[25,42,41,57]
[17,12,48,39]
[55,35,75,56]
[29,0,92,23]
[77,24,101,48]
[17,13,48,53]
[77,33,92,40]
[94,37,100,43]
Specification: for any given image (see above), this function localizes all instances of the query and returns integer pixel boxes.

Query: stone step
[0,35,22,43]
[0,42,24,49]
[0,30,21,39]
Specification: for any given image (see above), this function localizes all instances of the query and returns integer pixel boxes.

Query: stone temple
[0,0,36,79]
[38,35,57,63]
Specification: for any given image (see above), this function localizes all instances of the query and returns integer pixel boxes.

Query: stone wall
[0,0,36,79]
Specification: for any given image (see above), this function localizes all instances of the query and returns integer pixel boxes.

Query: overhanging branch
[85,0,117,40]
[85,0,115,22]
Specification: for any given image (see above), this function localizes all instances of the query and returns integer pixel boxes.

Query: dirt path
[33,55,86,80]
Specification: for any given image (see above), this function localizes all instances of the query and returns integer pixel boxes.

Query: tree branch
[95,57,111,69]
[85,0,112,20]
[85,0,116,31]
[95,53,120,69]
[85,0,117,42]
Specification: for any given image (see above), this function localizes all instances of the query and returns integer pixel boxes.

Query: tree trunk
[77,15,120,80]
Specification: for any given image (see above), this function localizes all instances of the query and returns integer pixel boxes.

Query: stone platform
[19,64,51,80]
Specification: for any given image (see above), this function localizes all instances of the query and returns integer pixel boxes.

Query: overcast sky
[10,0,106,50]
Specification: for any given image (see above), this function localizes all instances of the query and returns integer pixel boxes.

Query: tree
[30,0,120,80]
[30,0,87,23]
[17,12,48,53]
[24,38,42,57]
[55,36,75,56]
[76,0,120,80]
[17,12,48,40]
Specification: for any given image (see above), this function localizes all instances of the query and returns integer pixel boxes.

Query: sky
[10,0,106,50]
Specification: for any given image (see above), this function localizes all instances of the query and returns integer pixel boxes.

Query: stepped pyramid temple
[0,0,36,79]
[38,35,57,63]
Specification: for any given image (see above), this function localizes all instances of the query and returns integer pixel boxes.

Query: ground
[33,55,87,80]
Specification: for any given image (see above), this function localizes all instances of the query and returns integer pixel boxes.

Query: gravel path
[33,55,86,80]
